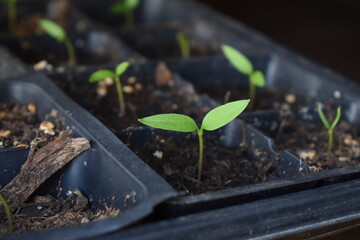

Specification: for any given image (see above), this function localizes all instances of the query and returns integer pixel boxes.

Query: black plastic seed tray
[1,0,360,239]
[0,72,178,240]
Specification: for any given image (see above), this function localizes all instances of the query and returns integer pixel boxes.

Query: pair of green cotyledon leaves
[139,99,250,135]
[110,0,140,14]
[221,44,266,88]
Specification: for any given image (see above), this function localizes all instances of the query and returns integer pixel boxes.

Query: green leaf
[139,114,198,132]
[110,2,127,13]
[249,70,266,87]
[38,19,66,42]
[116,62,130,76]
[125,0,140,9]
[330,107,341,130]
[202,99,250,131]
[317,106,330,129]
[89,70,116,83]
[221,44,253,75]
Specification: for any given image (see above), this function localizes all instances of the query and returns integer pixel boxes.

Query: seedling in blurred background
[318,106,341,152]
[138,99,250,182]
[110,0,140,28]
[0,187,13,234]
[176,31,190,59]
[38,19,77,65]
[2,0,17,32]
[89,62,130,117]
[222,44,266,109]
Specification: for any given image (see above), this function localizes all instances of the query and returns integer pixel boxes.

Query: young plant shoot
[3,0,17,32]
[318,106,341,152]
[89,62,130,117]
[38,19,77,65]
[176,31,190,59]
[221,44,266,109]
[110,0,140,28]
[138,99,250,181]
[0,188,13,234]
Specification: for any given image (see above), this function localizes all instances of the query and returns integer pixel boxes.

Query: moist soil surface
[276,105,360,171]
[0,190,119,238]
[54,63,210,133]
[124,131,273,195]
[0,101,60,148]
[197,82,304,112]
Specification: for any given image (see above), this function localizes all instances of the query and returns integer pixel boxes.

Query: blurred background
[199,0,360,83]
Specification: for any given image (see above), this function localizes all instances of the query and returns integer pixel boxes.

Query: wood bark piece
[0,136,90,212]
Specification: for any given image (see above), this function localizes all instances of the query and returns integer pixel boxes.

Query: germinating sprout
[138,99,250,182]
[176,31,190,59]
[38,19,77,65]
[0,187,13,234]
[1,0,17,32]
[318,106,341,152]
[221,44,266,109]
[110,0,140,28]
[89,62,130,117]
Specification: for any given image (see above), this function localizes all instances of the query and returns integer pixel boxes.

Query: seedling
[0,187,13,234]
[110,0,140,28]
[1,0,17,32]
[176,32,190,59]
[221,44,266,109]
[318,106,341,152]
[138,99,250,181]
[89,62,130,117]
[38,19,77,65]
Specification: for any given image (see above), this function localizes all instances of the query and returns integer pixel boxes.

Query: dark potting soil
[197,82,303,112]
[0,101,61,148]
[276,106,360,171]
[53,63,209,133]
[124,131,272,195]
[0,190,120,238]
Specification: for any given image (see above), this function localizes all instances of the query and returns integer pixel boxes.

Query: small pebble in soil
[285,93,296,104]
[299,149,316,161]
[123,85,134,94]
[96,82,108,97]
[0,130,11,137]
[153,150,163,159]
[127,77,137,84]
[27,103,37,113]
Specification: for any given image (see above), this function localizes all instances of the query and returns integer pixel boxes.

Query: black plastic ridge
[0,73,178,240]
[90,178,360,240]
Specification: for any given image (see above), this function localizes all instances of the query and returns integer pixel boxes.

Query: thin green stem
[8,0,17,32]
[0,194,13,234]
[64,37,77,65]
[197,129,204,182]
[180,43,190,59]
[249,81,256,109]
[125,10,134,28]
[328,129,333,152]
[115,76,125,117]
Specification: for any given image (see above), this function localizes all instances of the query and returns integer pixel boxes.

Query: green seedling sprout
[139,99,250,181]
[176,32,190,59]
[221,44,266,109]
[0,186,13,234]
[318,106,341,152]
[38,19,77,65]
[2,0,17,32]
[89,62,130,117]
[110,0,140,28]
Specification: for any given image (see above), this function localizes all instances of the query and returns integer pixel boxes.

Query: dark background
[199,0,360,83]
